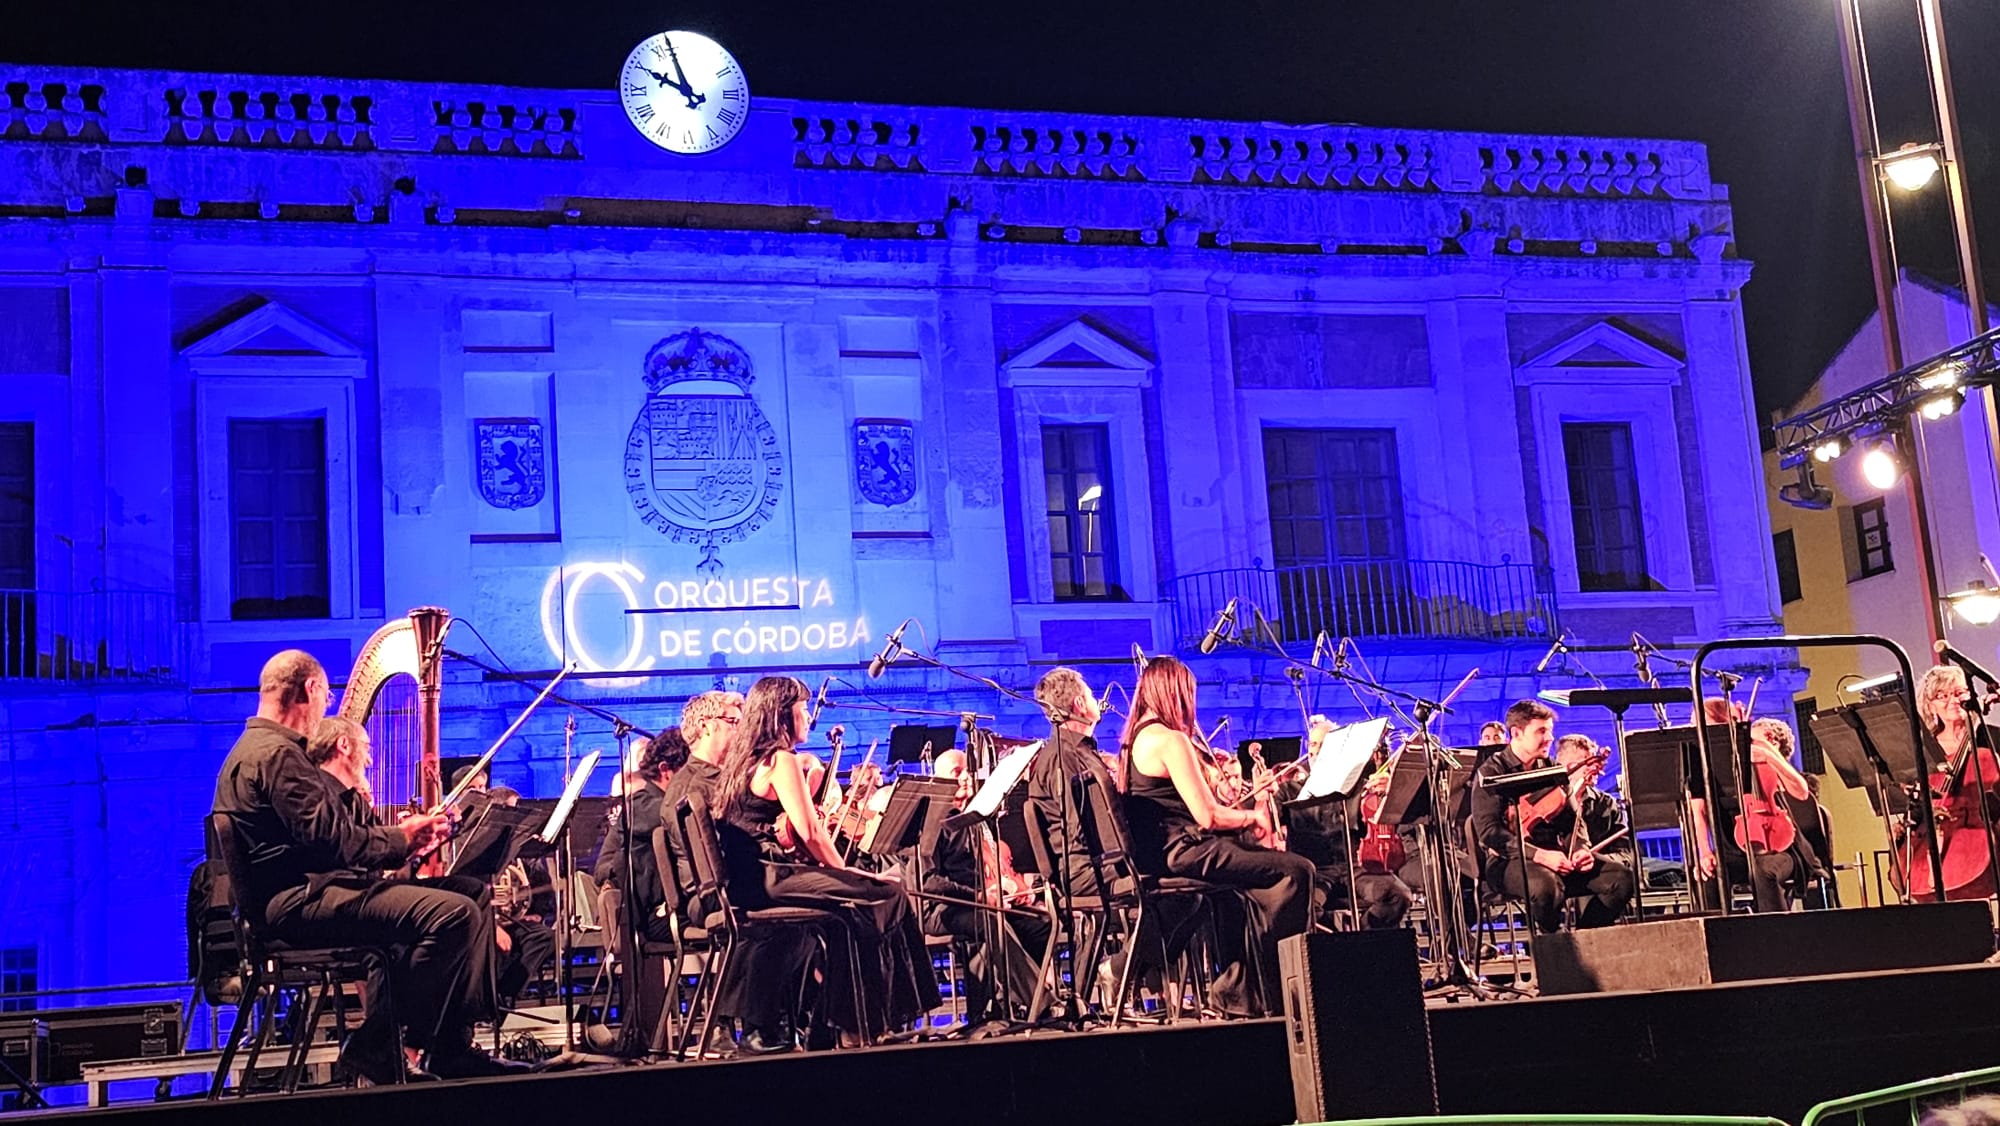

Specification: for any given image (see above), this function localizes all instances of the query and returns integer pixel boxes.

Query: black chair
[204,813,402,1097]
[665,796,858,1056]
[1070,772,1236,1024]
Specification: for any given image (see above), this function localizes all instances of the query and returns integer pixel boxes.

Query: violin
[1514,748,1608,839]
[1356,757,1405,874]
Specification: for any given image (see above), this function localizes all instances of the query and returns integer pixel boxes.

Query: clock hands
[659,36,706,111]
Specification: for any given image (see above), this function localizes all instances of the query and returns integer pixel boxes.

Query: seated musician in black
[1553,734,1634,869]
[211,650,524,1082]
[1122,656,1315,1017]
[714,676,940,1046]
[1470,699,1634,934]
[1026,667,1112,901]
[1695,699,1815,913]
[1282,733,1412,931]
[920,750,1053,1026]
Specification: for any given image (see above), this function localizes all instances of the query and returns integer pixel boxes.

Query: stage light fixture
[1945,580,2000,627]
[1811,436,1848,463]
[1860,442,1904,490]
[1920,389,1965,420]
[1880,142,1943,192]
[1778,462,1834,510]
[1917,361,1965,392]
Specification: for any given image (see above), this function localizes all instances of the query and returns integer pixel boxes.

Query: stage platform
[24,963,2000,1125]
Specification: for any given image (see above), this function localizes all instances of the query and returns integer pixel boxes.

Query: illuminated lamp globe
[1860,444,1903,490]
[1920,389,1965,421]
[1946,581,2000,627]
[1882,143,1942,192]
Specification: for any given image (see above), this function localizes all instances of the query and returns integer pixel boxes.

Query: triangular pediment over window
[1519,320,1683,384]
[181,301,364,375]
[1002,319,1153,388]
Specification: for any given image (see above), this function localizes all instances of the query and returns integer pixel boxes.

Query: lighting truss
[1773,325,2000,469]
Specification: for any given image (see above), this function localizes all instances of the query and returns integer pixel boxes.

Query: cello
[1732,719,1798,858]
[1900,730,2000,901]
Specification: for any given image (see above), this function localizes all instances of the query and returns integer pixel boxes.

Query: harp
[339,606,450,812]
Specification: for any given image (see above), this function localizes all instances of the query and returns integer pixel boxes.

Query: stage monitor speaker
[1533,902,1994,996]
[1279,928,1436,1121]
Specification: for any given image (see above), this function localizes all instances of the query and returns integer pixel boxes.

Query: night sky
[14,0,1998,415]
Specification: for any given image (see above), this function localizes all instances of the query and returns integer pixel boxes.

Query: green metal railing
[1310,1117,1792,1126]
[1800,1065,2000,1126]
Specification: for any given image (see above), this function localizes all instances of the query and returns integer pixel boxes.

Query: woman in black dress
[713,676,940,1043]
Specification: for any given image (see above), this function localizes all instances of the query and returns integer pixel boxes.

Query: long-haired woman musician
[713,676,940,1043]
[1120,656,1315,1016]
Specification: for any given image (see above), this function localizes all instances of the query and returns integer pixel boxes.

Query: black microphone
[1533,633,1569,675]
[867,618,912,679]
[1198,597,1239,655]
[1936,639,2000,691]
[808,676,833,730]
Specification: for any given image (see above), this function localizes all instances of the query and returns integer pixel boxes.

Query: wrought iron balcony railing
[1167,559,1560,652]
[0,588,186,685]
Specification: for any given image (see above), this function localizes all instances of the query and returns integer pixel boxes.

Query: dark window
[1042,424,1123,600]
[1851,498,1893,580]
[1263,428,1406,567]
[0,425,33,679]
[1563,423,1650,592]
[1773,529,1802,604]
[0,945,35,1012]
[229,418,330,620]
[1794,697,1824,775]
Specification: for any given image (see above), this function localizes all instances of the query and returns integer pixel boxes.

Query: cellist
[1902,664,2000,901]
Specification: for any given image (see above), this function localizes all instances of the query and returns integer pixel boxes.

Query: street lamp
[1944,581,2000,627]
[1880,142,1943,192]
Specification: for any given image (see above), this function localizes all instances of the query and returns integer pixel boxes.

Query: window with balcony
[1563,422,1651,592]
[228,418,330,621]
[1262,428,1408,639]
[1042,424,1124,600]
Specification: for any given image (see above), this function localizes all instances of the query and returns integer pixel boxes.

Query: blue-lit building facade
[0,66,1787,994]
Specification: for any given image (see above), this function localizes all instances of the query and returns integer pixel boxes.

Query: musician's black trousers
[754,863,942,1037]
[1728,849,1797,914]
[931,904,1053,1022]
[497,920,556,1003]
[268,874,491,1053]
[1164,834,1315,1015]
[1315,870,1412,930]
[1489,856,1634,934]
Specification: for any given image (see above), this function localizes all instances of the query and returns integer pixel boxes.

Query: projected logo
[624,329,785,573]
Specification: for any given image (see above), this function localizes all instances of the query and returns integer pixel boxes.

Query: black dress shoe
[425,1045,536,1080]
[335,1039,436,1085]
[739,1024,796,1056]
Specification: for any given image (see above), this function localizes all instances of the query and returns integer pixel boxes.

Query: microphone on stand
[1198,597,1240,655]
[807,676,833,730]
[1309,631,1330,669]
[1332,637,1351,674]
[1533,632,1570,675]
[867,618,913,679]
[1132,642,1147,676]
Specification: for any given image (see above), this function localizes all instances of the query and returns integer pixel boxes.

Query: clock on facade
[619,31,749,154]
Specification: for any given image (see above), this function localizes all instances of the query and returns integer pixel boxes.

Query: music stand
[447,804,542,881]
[538,750,604,846]
[869,775,963,859]
[1623,726,1700,833]
[890,723,960,767]
[1814,695,1930,898]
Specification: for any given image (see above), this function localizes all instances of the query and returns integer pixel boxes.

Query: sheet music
[1292,718,1388,803]
[539,749,603,845]
[965,740,1042,819]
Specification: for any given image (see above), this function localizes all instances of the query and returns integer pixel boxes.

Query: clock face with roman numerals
[619,31,749,155]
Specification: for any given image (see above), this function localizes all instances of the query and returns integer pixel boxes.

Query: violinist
[920,750,1052,1026]
[1553,735,1632,869]
[1900,664,2000,902]
[1469,699,1634,934]
[713,676,941,1047]
[1121,656,1316,1017]
[1286,734,1412,931]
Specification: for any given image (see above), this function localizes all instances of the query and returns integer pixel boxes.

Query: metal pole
[1914,0,2000,554]
[1836,0,1947,648]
